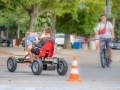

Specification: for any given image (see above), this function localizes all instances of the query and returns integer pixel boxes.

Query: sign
[80,2,84,10]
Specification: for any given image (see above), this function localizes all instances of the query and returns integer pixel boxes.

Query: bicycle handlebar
[94,38,112,41]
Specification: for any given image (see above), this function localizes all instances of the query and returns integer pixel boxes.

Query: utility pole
[106,0,111,19]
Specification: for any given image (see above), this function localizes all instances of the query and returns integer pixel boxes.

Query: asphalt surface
[0,47,120,90]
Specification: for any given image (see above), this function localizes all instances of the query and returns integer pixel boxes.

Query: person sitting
[40,28,46,38]
[39,27,54,47]
[26,27,54,66]
[26,33,40,63]
[0,31,10,47]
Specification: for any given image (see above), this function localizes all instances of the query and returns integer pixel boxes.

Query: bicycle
[99,38,111,68]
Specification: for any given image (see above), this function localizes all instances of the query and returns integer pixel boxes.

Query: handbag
[100,22,107,34]
[31,47,40,55]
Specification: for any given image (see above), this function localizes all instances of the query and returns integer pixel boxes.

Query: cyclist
[94,14,115,62]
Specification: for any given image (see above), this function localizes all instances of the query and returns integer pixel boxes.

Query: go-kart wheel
[31,59,43,75]
[57,59,68,76]
[7,56,17,72]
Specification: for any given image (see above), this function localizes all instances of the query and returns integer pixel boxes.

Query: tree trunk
[29,4,39,32]
[23,3,51,32]
[29,14,36,32]
[6,27,9,39]
[18,22,20,38]
[51,11,56,37]
[63,32,72,49]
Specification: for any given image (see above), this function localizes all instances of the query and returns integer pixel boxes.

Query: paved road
[0,47,120,90]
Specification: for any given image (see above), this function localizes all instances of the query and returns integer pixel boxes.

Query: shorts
[27,44,32,48]
[95,39,99,43]
[31,47,40,55]
[99,37,112,47]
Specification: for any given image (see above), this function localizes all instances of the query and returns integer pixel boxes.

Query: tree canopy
[56,0,105,36]
[0,0,120,48]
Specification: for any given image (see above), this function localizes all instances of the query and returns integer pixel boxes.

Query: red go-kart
[7,40,68,75]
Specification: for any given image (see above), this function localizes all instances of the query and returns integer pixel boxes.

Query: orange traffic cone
[67,56,82,82]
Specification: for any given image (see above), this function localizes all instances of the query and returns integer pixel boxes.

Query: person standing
[94,14,115,62]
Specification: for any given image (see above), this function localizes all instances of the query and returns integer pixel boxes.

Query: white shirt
[96,21,113,38]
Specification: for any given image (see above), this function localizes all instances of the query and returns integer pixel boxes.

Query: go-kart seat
[36,40,54,58]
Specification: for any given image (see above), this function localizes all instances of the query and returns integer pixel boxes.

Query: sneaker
[109,59,112,62]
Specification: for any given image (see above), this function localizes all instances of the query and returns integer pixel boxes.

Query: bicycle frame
[101,41,109,58]
[100,39,110,68]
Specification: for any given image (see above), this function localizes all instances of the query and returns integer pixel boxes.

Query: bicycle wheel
[100,49,106,68]
[105,50,110,67]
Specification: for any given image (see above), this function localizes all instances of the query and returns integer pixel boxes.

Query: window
[55,34,65,38]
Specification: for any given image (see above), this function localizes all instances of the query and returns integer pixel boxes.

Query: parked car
[55,34,82,46]
[111,39,120,49]
[55,34,65,46]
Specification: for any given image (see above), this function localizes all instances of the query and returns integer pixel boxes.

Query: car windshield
[55,35,65,38]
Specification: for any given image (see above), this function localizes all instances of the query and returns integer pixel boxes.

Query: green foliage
[111,0,120,19]
[56,0,79,20]
[35,12,51,32]
[0,0,30,39]
[114,11,120,39]
[0,0,107,38]
[56,0,105,36]
[110,0,120,39]
[111,0,120,12]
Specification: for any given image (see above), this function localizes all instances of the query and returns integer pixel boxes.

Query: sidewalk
[0,46,97,56]
[0,47,25,56]
[0,46,120,63]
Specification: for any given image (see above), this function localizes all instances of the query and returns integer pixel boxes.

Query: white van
[55,34,75,46]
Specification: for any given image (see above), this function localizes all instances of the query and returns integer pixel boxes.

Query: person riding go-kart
[7,27,68,75]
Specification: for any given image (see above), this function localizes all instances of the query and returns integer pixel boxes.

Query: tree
[113,11,120,39]
[56,0,105,49]
[0,0,61,38]
[8,0,60,32]
[35,12,51,32]
[110,0,120,39]
[111,0,120,12]
[0,9,16,39]
[0,1,29,39]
